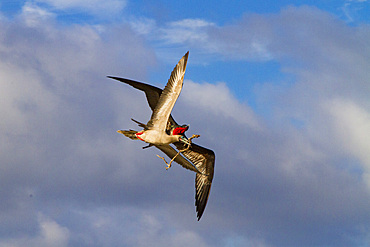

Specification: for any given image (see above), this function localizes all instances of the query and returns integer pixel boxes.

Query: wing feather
[174,143,215,220]
[107,76,178,126]
[146,52,188,131]
[108,52,215,220]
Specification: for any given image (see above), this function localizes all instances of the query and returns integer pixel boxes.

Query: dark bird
[108,51,215,220]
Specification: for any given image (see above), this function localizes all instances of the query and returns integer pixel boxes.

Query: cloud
[127,17,219,63]
[1,4,370,247]
[151,6,370,246]
[33,0,127,17]
[21,2,55,27]
[0,214,70,247]
[129,17,157,35]
[341,0,369,23]
[160,18,215,45]
[136,6,369,63]
[323,99,370,182]
[181,80,261,130]
[0,6,159,245]
[129,16,273,61]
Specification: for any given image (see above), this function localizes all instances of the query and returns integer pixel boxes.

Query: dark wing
[155,145,199,173]
[108,55,215,220]
[107,77,178,126]
[146,51,188,131]
[174,142,215,220]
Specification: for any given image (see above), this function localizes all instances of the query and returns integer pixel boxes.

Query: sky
[0,0,370,246]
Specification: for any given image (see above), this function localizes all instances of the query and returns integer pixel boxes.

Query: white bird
[108,51,215,220]
[117,51,190,146]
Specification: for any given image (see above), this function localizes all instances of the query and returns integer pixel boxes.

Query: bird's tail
[117,130,139,140]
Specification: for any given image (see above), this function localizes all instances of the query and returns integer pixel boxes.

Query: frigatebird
[108,51,215,220]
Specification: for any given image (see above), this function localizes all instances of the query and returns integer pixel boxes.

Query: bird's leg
[157,134,200,170]
[157,150,182,170]
[184,134,200,149]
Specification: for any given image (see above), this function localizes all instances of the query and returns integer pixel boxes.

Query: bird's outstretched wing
[108,52,215,220]
[106,76,178,126]
[174,142,215,220]
[146,51,188,131]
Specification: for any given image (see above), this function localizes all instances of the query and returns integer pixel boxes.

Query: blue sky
[1,0,370,246]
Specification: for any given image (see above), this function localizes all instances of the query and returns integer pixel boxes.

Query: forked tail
[117,130,138,140]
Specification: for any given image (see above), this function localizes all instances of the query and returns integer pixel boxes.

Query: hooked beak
[179,135,191,146]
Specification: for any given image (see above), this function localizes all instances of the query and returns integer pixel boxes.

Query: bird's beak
[179,135,191,146]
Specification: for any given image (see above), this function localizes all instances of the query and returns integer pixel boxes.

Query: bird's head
[170,124,190,145]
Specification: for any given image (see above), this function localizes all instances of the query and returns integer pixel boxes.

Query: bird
[108,51,215,220]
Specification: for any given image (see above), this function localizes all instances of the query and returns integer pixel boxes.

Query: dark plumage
[108,52,215,220]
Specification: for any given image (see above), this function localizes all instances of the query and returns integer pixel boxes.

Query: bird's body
[108,51,215,220]
[120,51,190,147]
[135,129,180,145]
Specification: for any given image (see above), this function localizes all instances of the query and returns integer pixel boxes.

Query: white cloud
[160,18,215,45]
[129,17,157,35]
[31,0,127,17]
[324,99,370,182]
[131,213,209,247]
[0,62,57,135]
[182,80,261,130]
[0,215,70,247]
[170,19,213,28]
[36,216,70,247]
[1,4,370,247]
[128,16,274,61]
[21,2,55,27]
[135,6,368,63]
[0,10,158,246]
